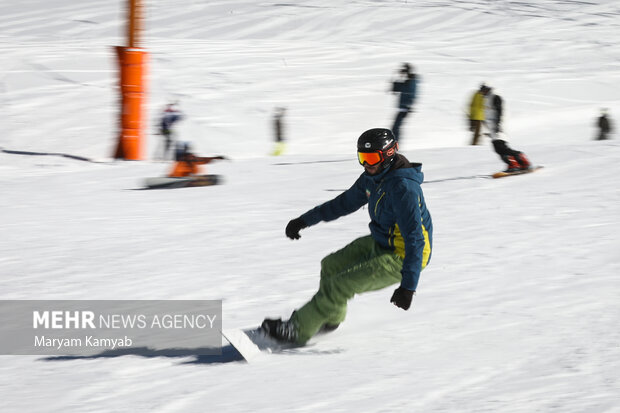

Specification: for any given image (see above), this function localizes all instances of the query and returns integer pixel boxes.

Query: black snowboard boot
[261,318,299,344]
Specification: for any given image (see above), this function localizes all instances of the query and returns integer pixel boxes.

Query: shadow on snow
[40,344,245,365]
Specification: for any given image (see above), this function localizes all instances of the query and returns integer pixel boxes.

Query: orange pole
[128,0,142,48]
[114,0,147,160]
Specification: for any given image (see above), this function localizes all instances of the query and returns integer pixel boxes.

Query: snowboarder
[484,88,503,140]
[168,142,225,178]
[491,139,531,172]
[390,63,418,141]
[469,84,490,145]
[596,109,612,140]
[159,103,184,160]
[262,128,433,346]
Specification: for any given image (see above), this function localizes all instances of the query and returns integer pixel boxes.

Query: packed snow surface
[1,1,619,412]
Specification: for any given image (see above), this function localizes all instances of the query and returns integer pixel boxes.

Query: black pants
[492,139,524,167]
[392,111,409,141]
[492,139,521,157]
[161,130,173,159]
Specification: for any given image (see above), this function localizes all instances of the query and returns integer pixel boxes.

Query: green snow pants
[290,235,404,344]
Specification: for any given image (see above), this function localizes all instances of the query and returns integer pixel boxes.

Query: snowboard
[143,174,221,189]
[221,328,299,362]
[492,165,543,179]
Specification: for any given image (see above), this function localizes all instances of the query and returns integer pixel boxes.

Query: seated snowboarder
[491,139,531,172]
[168,142,225,178]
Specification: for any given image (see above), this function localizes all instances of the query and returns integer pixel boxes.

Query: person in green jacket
[262,128,433,345]
[469,84,490,145]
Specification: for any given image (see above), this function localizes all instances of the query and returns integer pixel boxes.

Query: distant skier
[596,109,612,140]
[272,107,287,156]
[469,84,490,145]
[390,63,418,141]
[168,142,225,178]
[159,103,184,160]
[262,128,433,346]
[491,139,531,172]
[484,87,503,140]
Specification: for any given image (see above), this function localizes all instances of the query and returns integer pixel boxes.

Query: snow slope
[1,1,619,412]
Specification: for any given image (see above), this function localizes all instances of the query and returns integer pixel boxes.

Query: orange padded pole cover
[114,46,147,160]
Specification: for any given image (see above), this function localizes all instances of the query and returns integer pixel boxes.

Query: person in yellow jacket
[469,84,490,145]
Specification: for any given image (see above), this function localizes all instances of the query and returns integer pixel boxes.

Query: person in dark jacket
[484,88,503,140]
[391,63,418,141]
[262,128,433,345]
[596,109,612,140]
[159,103,183,160]
[272,107,287,155]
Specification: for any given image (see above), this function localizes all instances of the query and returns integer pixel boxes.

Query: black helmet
[357,128,398,168]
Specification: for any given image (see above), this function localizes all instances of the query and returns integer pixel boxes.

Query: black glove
[285,217,307,240]
[390,287,414,310]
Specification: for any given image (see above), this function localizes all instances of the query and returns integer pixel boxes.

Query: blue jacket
[393,75,418,110]
[300,155,433,291]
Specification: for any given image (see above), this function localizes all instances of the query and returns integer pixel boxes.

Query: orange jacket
[169,160,202,177]
[168,155,223,178]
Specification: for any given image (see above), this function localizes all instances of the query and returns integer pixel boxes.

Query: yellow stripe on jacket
[391,223,432,270]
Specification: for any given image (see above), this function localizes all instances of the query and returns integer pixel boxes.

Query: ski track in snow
[1,1,620,412]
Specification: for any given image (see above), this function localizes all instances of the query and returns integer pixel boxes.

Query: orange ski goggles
[357,146,396,166]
